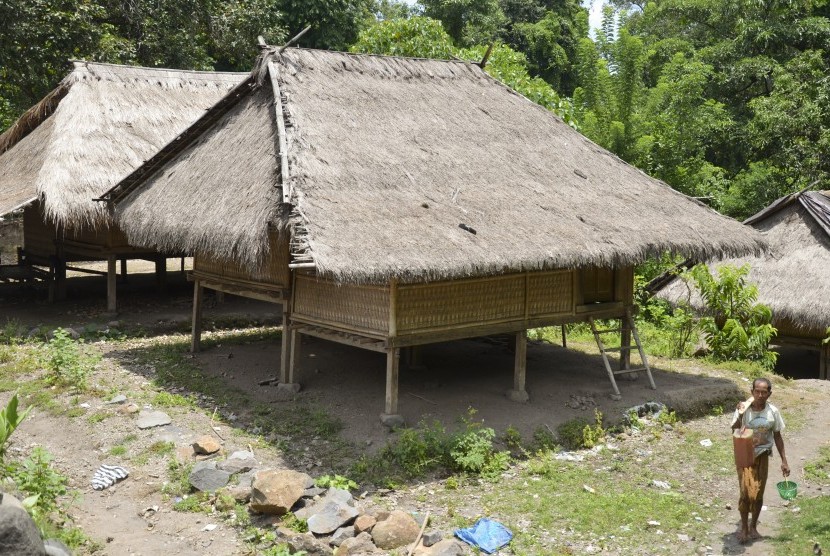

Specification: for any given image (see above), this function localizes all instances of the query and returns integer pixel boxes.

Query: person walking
[731,377,790,543]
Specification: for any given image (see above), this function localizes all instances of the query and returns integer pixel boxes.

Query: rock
[188,461,231,492]
[354,514,377,534]
[371,510,421,550]
[192,435,221,455]
[0,505,47,555]
[43,539,72,556]
[335,532,378,555]
[175,446,193,465]
[0,493,24,511]
[282,532,334,555]
[136,410,171,429]
[217,451,256,474]
[107,320,121,328]
[422,530,443,547]
[422,539,466,556]
[330,526,355,547]
[120,403,140,415]
[295,488,354,520]
[303,486,326,498]
[105,394,127,405]
[250,469,312,515]
[224,484,251,503]
[307,500,359,535]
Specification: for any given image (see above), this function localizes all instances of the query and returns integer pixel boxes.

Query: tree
[419,0,507,46]
[351,17,456,59]
[275,0,375,51]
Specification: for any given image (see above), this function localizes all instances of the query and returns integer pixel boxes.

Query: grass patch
[86,411,110,424]
[173,492,211,513]
[773,495,830,555]
[152,391,194,408]
[804,444,830,486]
[108,445,128,457]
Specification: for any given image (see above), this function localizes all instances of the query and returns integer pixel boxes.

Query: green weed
[315,474,358,491]
[280,511,309,533]
[804,445,830,485]
[43,329,100,390]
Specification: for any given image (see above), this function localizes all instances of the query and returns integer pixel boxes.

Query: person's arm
[731,401,747,430]
[774,431,790,476]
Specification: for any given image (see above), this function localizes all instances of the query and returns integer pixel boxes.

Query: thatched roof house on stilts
[654,190,830,379]
[103,47,763,424]
[0,62,245,311]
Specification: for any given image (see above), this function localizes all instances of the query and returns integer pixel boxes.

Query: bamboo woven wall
[292,273,390,334]
[22,202,56,258]
[194,230,290,286]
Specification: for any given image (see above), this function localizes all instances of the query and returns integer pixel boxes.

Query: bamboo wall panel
[194,231,290,287]
[527,271,573,316]
[22,203,56,258]
[293,274,389,333]
[580,267,615,304]
[396,275,525,333]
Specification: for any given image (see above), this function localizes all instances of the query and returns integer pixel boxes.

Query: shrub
[557,409,606,450]
[10,447,68,517]
[43,329,100,389]
[686,264,777,370]
[0,393,31,461]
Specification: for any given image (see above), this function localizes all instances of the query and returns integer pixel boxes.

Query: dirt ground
[1,266,828,555]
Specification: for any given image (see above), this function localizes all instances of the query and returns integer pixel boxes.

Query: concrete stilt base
[277,383,302,394]
[380,413,405,429]
[506,389,529,403]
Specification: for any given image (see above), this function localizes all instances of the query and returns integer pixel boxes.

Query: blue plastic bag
[455,518,513,554]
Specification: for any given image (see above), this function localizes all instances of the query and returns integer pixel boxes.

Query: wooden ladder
[589,308,656,400]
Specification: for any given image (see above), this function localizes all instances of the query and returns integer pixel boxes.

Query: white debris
[699,439,713,447]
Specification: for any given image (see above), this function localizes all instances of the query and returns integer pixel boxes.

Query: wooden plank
[293,325,387,353]
[190,270,286,293]
[106,255,117,313]
[191,281,203,353]
[196,279,285,304]
[267,60,291,203]
[385,348,401,415]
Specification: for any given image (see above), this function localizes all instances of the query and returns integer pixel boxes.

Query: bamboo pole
[191,280,203,353]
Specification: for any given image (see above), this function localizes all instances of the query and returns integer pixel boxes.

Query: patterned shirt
[733,402,785,458]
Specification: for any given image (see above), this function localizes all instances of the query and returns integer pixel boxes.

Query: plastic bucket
[777,480,797,500]
[733,429,755,468]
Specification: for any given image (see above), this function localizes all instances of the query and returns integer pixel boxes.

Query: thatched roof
[107,48,764,284]
[655,190,830,334]
[0,62,245,228]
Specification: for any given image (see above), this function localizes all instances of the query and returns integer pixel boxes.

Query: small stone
[422,530,443,547]
[354,514,377,534]
[371,510,420,550]
[250,469,312,515]
[120,403,140,414]
[335,532,377,556]
[106,394,127,405]
[136,410,171,429]
[380,413,405,428]
[422,539,466,556]
[44,538,72,556]
[192,435,221,455]
[330,526,355,547]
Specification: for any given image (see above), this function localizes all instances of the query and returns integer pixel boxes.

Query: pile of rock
[0,492,72,556]
[179,444,467,555]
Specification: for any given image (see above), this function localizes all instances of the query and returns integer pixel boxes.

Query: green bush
[557,409,606,450]
[10,447,68,517]
[686,264,777,370]
[43,329,100,390]
[315,474,358,491]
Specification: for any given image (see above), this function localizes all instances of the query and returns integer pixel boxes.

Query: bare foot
[737,531,749,544]
[749,528,763,540]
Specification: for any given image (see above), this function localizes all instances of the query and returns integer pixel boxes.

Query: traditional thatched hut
[0,62,245,310]
[103,48,763,422]
[654,190,830,379]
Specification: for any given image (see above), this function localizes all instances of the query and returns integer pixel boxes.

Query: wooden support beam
[384,347,401,415]
[821,343,829,381]
[120,258,127,281]
[620,309,632,373]
[106,255,117,313]
[155,255,167,293]
[191,280,203,353]
[53,247,67,302]
[288,328,302,384]
[280,302,292,384]
[507,330,529,402]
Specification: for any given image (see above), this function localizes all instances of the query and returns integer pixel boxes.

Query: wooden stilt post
[820,343,829,381]
[620,306,633,378]
[191,280,203,353]
[120,258,127,281]
[215,291,225,304]
[280,302,291,384]
[561,324,567,348]
[106,255,117,313]
[507,330,529,402]
[54,244,67,301]
[155,255,167,293]
[287,328,302,385]
[383,348,401,420]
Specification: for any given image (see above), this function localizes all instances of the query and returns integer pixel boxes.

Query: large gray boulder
[0,505,47,555]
